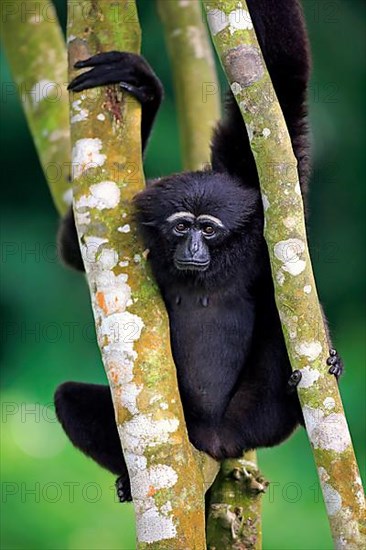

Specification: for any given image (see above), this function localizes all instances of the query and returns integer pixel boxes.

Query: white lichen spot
[323,397,336,410]
[71,109,89,123]
[134,254,142,263]
[137,507,176,543]
[231,82,242,95]
[304,284,312,294]
[179,0,190,6]
[122,212,127,218]
[207,9,228,35]
[262,127,271,138]
[160,402,169,410]
[101,313,143,369]
[71,100,89,123]
[274,238,306,276]
[283,216,296,230]
[124,452,147,476]
[119,260,129,268]
[323,482,342,516]
[303,405,351,452]
[133,465,178,499]
[161,502,173,515]
[228,9,253,35]
[120,382,142,415]
[97,113,106,121]
[31,80,57,106]
[62,188,73,206]
[119,415,179,456]
[262,194,270,211]
[118,224,131,233]
[67,34,77,43]
[98,248,119,270]
[318,466,330,483]
[76,181,120,210]
[72,99,82,111]
[298,366,320,388]
[72,138,107,179]
[80,235,108,264]
[295,341,322,361]
[295,181,301,195]
[74,210,90,226]
[289,330,297,340]
[276,270,285,286]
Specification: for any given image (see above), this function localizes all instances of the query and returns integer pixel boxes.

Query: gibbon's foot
[327,348,344,379]
[68,51,163,106]
[287,370,302,393]
[115,474,132,503]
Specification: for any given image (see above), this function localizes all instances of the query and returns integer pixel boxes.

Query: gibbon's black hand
[327,348,344,378]
[68,51,162,102]
[287,349,344,392]
[68,51,163,152]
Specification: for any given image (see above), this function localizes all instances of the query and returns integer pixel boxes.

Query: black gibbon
[55,0,342,501]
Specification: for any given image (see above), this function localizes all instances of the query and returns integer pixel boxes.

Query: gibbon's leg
[54,381,132,502]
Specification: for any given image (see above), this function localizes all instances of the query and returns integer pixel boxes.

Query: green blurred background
[1,1,365,549]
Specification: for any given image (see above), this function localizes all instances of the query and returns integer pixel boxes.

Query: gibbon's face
[164,211,228,272]
[134,170,261,274]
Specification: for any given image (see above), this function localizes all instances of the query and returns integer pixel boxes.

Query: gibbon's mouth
[175,260,210,272]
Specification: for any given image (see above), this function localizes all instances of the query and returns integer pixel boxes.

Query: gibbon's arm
[211,0,311,195]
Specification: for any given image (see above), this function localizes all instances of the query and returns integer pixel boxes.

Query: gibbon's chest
[164,285,255,365]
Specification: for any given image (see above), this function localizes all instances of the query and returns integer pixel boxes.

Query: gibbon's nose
[188,231,200,256]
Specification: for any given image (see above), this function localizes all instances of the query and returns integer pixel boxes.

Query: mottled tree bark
[1,0,71,215]
[203,1,366,549]
[67,1,217,548]
[158,3,266,548]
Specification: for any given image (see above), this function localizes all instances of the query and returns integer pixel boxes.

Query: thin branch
[203,1,366,548]
[1,0,71,215]
[67,1,217,548]
[157,0,220,170]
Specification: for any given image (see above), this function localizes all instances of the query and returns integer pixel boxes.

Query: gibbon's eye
[175,222,189,233]
[202,225,216,236]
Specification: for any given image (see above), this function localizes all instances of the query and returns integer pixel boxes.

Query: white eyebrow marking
[166,211,195,223]
[197,214,224,227]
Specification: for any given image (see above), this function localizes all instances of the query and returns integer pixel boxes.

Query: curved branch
[203,1,366,548]
[1,0,71,215]
[157,0,220,170]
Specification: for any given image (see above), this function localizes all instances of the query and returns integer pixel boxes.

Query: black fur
[55,0,341,495]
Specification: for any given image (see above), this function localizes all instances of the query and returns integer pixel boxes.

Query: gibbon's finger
[74,51,126,69]
[68,66,121,91]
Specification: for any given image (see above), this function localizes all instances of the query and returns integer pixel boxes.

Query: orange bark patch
[96,291,108,314]
[147,485,157,497]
